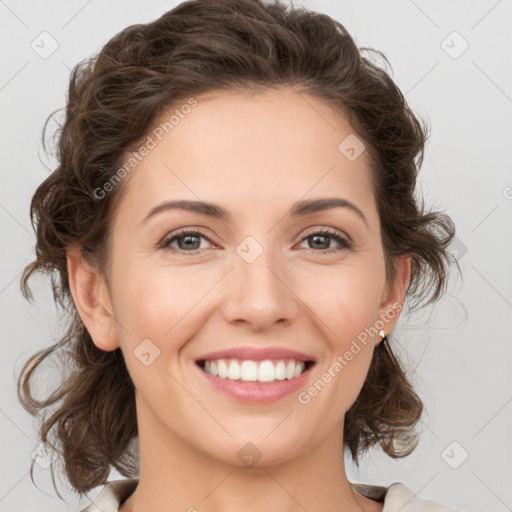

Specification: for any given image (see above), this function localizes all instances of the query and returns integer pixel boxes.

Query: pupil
[311,234,329,249]
[180,235,200,250]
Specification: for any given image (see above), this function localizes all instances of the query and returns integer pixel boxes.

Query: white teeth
[218,359,228,378]
[240,360,258,381]
[201,358,308,382]
[227,360,240,380]
[258,360,275,382]
[286,360,295,379]
[274,361,286,380]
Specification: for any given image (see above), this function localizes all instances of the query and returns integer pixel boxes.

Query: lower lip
[196,363,315,404]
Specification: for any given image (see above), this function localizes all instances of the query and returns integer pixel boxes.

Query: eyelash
[160,227,352,255]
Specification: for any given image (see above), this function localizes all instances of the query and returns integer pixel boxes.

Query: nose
[220,244,300,331]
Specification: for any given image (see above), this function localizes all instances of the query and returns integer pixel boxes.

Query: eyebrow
[141,197,368,227]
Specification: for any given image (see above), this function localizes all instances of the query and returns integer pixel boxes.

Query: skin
[68,86,410,512]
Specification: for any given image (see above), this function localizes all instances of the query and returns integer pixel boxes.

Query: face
[71,86,409,468]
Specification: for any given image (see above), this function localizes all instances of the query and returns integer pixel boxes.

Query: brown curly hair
[17,0,459,498]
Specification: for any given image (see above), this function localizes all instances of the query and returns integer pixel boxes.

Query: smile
[198,358,315,383]
[196,358,316,403]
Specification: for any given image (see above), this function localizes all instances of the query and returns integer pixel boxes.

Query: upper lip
[196,347,316,362]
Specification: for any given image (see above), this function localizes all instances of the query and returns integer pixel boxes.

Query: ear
[67,246,120,352]
[376,254,411,342]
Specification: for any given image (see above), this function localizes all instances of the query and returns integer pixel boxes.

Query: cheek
[300,261,385,338]
[298,262,384,395]
[298,272,381,416]
[110,267,199,395]
[110,257,218,349]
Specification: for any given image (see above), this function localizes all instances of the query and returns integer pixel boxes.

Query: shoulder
[79,479,138,512]
[352,481,459,512]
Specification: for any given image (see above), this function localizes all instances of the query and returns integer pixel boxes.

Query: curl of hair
[18,0,459,496]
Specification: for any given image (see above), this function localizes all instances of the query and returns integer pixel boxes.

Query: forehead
[117,86,376,226]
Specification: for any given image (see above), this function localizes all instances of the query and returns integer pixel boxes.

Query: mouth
[196,358,316,383]
[195,357,316,403]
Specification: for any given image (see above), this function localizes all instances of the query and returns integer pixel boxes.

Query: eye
[160,227,352,255]
[160,228,216,253]
[297,228,352,253]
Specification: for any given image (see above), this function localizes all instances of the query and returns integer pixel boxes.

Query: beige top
[79,478,458,511]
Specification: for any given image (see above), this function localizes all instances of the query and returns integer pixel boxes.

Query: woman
[18,0,460,510]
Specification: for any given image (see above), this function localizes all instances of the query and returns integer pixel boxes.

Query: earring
[378,329,399,368]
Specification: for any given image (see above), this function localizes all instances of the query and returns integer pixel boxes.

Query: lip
[195,346,315,363]
[196,360,315,404]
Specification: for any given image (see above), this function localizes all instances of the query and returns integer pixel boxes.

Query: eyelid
[294,226,352,252]
[159,226,221,249]
[299,225,352,244]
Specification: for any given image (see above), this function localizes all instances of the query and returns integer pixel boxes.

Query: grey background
[1,0,511,510]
